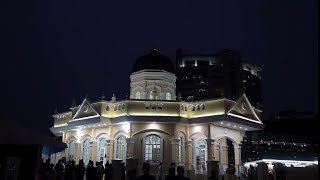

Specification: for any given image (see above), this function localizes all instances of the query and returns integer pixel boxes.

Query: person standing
[158,162,163,180]
[207,170,218,180]
[96,162,104,180]
[86,160,97,180]
[104,162,112,180]
[176,166,190,180]
[54,160,64,180]
[136,163,156,180]
[75,160,85,180]
[164,168,175,180]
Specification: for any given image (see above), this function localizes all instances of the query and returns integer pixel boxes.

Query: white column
[213,144,220,161]
[221,145,228,165]
[142,91,147,99]
[171,138,180,167]
[107,140,114,161]
[186,140,193,170]
[126,138,135,158]
[91,141,97,164]
[205,139,214,161]
[233,143,241,166]
[75,143,81,164]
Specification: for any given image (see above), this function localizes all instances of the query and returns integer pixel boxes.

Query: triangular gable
[227,93,262,123]
[72,98,100,120]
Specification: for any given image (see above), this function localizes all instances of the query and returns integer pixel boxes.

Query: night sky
[0,0,317,134]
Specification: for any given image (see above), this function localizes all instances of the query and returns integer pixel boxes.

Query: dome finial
[71,99,77,107]
[111,94,116,102]
[149,48,158,53]
[54,107,58,114]
[178,92,182,101]
[100,91,105,100]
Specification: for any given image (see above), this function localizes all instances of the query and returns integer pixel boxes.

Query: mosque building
[50,48,264,175]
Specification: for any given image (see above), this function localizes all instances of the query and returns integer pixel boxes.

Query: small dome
[132,49,175,73]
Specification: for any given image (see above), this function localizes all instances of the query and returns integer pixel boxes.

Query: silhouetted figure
[65,161,76,180]
[121,163,126,180]
[54,160,64,180]
[37,162,47,180]
[226,164,235,175]
[247,165,254,180]
[47,164,56,180]
[164,168,175,180]
[176,166,190,180]
[104,161,111,180]
[137,163,156,180]
[196,156,201,170]
[158,162,163,180]
[128,169,137,180]
[76,160,85,180]
[230,164,235,175]
[86,160,97,180]
[207,170,218,180]
[96,162,104,180]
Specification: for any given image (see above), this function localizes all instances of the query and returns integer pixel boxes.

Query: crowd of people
[37,158,224,180]
[37,158,112,180]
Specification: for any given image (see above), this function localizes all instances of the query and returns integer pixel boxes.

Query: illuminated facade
[50,49,264,175]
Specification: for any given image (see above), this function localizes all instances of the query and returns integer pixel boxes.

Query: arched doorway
[227,138,235,165]
[97,137,107,164]
[192,138,207,173]
[214,137,237,174]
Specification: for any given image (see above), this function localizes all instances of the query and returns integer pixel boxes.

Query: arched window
[82,139,91,165]
[145,135,162,163]
[135,92,141,99]
[115,135,127,160]
[67,140,76,161]
[98,138,107,162]
[106,105,109,111]
[166,92,172,100]
[149,93,154,100]
[178,136,184,164]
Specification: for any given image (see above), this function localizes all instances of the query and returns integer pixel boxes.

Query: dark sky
[0,0,317,134]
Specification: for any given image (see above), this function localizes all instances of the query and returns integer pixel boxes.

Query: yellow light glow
[228,113,262,124]
[190,111,225,118]
[128,112,180,117]
[69,115,99,122]
[122,122,130,133]
[54,123,67,127]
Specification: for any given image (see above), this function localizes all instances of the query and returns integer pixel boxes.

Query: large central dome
[132,48,175,73]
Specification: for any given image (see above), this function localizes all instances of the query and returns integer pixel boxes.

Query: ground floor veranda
[47,122,245,176]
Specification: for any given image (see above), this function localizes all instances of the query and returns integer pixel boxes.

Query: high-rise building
[176,49,262,109]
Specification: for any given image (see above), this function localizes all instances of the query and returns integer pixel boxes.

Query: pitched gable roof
[227,93,262,123]
[72,98,100,120]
